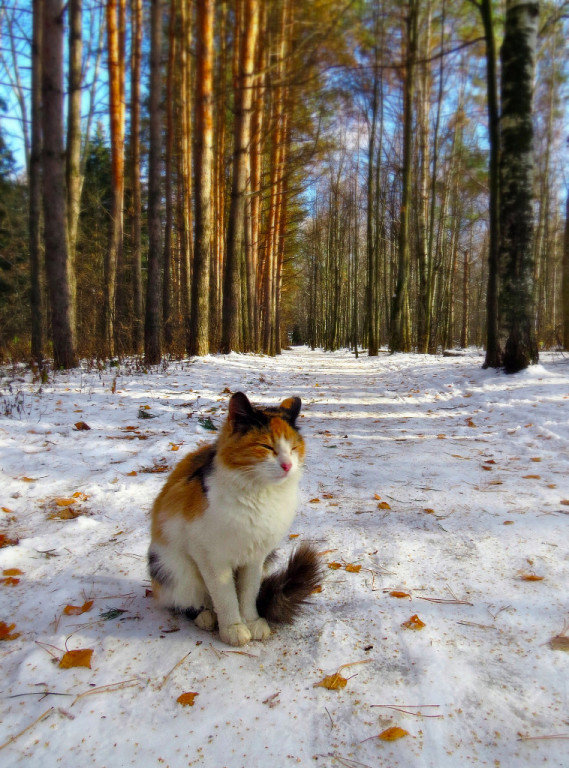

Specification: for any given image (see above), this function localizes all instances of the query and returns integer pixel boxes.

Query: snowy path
[1,347,569,767]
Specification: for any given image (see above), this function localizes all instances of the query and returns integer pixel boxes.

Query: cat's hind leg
[148,545,210,623]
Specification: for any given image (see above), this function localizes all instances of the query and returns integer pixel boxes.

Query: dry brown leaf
[3,568,23,576]
[126,471,138,477]
[423,508,435,514]
[345,564,362,573]
[63,600,94,616]
[322,493,334,499]
[74,421,91,431]
[437,434,446,439]
[314,673,347,690]
[59,649,93,669]
[522,474,541,479]
[328,562,342,570]
[48,508,83,520]
[377,501,391,510]
[0,621,20,641]
[289,533,300,539]
[530,457,542,462]
[378,726,410,741]
[309,498,321,503]
[560,500,569,506]
[20,477,37,482]
[549,636,569,651]
[2,506,14,514]
[311,585,323,594]
[520,573,544,582]
[72,491,88,501]
[177,692,199,706]
[389,590,411,598]
[1,576,20,586]
[402,614,426,630]
[0,533,19,547]
[374,493,382,500]
[482,465,493,471]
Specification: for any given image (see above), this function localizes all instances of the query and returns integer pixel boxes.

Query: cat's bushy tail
[256,543,322,624]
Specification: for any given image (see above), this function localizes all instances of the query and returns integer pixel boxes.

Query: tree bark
[30,0,43,363]
[162,0,176,350]
[390,0,417,353]
[144,0,163,364]
[563,189,569,349]
[190,0,215,356]
[498,0,539,373]
[130,0,143,353]
[42,0,77,368]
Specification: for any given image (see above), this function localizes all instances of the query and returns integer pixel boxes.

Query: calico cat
[148,391,321,647]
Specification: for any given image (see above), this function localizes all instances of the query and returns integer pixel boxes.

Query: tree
[41,0,77,368]
[498,0,539,372]
[66,0,82,339]
[30,0,43,363]
[144,0,163,365]
[130,0,143,353]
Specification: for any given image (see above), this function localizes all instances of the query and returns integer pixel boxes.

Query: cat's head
[217,392,305,484]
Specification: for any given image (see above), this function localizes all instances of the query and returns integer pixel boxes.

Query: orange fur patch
[218,416,304,470]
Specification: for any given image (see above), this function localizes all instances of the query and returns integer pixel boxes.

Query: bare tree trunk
[30,0,43,363]
[461,249,470,348]
[190,0,215,356]
[162,0,175,350]
[144,0,163,364]
[563,189,569,349]
[221,0,260,353]
[498,0,539,373]
[130,0,143,353]
[42,0,77,369]
[66,0,82,341]
[366,9,380,357]
[390,0,417,353]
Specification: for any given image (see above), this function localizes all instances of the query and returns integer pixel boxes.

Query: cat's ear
[280,396,301,426]
[228,392,257,431]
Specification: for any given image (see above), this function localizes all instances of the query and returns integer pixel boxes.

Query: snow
[1,346,569,767]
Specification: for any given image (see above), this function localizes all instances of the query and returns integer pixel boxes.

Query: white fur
[152,439,302,646]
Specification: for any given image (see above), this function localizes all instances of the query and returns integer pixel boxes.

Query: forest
[0,0,568,371]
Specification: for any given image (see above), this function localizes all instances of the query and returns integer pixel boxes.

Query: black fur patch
[188,445,216,493]
[256,543,322,624]
[148,549,173,587]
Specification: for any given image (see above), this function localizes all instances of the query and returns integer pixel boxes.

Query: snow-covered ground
[1,347,568,767]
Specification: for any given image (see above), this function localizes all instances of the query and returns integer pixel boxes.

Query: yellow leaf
[389,590,410,598]
[289,533,300,539]
[0,621,20,641]
[437,434,446,439]
[3,568,23,576]
[58,648,93,669]
[377,501,391,510]
[311,585,323,594]
[55,498,77,507]
[328,562,342,570]
[177,692,199,706]
[170,445,179,451]
[314,673,347,690]
[378,726,409,741]
[2,506,14,514]
[63,600,94,616]
[374,493,381,500]
[72,491,88,501]
[309,498,321,503]
[402,614,425,630]
[345,564,361,573]
[1,576,20,586]
[20,477,37,483]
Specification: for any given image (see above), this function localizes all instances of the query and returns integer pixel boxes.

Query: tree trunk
[144,0,163,365]
[66,0,82,341]
[366,13,380,357]
[461,249,470,348]
[498,0,539,373]
[130,0,143,353]
[478,0,502,368]
[42,0,77,369]
[221,0,260,353]
[162,0,175,350]
[190,0,215,356]
[30,0,43,363]
[562,189,569,349]
[390,0,417,353]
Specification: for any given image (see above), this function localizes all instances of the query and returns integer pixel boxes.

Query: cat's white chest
[202,466,300,565]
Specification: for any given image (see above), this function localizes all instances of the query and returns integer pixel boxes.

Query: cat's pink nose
[280,461,292,473]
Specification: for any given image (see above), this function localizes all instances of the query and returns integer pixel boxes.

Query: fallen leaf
[48,508,83,520]
[2,506,14,514]
[560,500,569,506]
[520,573,544,582]
[530,457,542,462]
[402,614,426,630]
[55,498,77,507]
[389,591,411,598]
[374,493,381,500]
[1,576,20,586]
[0,533,19,547]
[423,508,435,514]
[377,501,391,510]
[503,520,514,525]
[328,562,342,570]
[314,673,347,690]
[549,636,569,652]
[3,568,23,576]
[126,471,138,477]
[482,465,493,471]
[311,585,323,594]
[20,477,37,483]
[100,608,127,620]
[0,621,20,641]
[345,564,362,573]
[72,491,88,501]
[289,533,300,539]
[522,474,541,479]
[59,649,93,669]
[466,418,476,428]
[177,692,199,706]
[170,445,180,451]
[63,600,94,616]
[309,498,321,503]
[378,726,410,741]
[322,493,334,499]
[437,434,446,439]
[74,421,91,431]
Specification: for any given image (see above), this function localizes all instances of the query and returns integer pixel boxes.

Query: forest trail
[1,347,569,767]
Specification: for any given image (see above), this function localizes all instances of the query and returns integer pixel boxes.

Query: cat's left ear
[280,396,301,426]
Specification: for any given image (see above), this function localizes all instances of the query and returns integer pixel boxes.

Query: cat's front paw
[247,617,271,641]
[219,622,252,647]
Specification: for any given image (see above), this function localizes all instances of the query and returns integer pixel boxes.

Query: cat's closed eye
[259,443,277,453]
